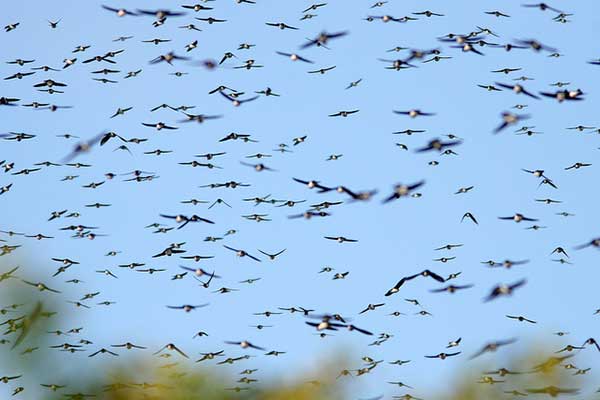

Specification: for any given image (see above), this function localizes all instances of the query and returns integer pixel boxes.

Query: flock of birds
[1,1,600,399]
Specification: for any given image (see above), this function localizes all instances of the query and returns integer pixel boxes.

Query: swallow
[486,10,511,17]
[236,43,255,51]
[346,324,374,335]
[143,38,171,45]
[0,375,21,384]
[522,3,563,13]
[195,350,225,363]
[329,109,359,117]
[494,112,530,133]
[292,178,331,192]
[302,3,327,13]
[220,91,259,106]
[366,15,404,23]
[153,343,188,358]
[266,22,298,30]
[59,58,77,69]
[52,258,79,266]
[0,266,19,282]
[454,186,474,195]
[582,338,600,351]
[308,65,338,76]
[416,139,461,153]
[0,183,13,195]
[4,23,19,32]
[507,315,536,323]
[0,97,20,106]
[181,4,213,12]
[430,284,474,294]
[92,68,121,76]
[31,65,60,72]
[425,352,461,360]
[218,51,237,64]
[225,340,265,350]
[25,233,53,240]
[276,51,314,63]
[305,314,348,332]
[7,59,35,66]
[496,82,540,99]
[149,52,190,65]
[40,383,67,392]
[181,267,219,284]
[470,338,517,359]
[255,87,280,97]
[101,5,137,16]
[152,246,186,258]
[574,238,600,250]
[61,132,105,162]
[393,109,435,118]
[3,132,36,141]
[240,162,276,172]
[72,44,91,53]
[111,342,146,350]
[423,55,452,63]
[4,72,36,80]
[109,107,133,119]
[21,280,61,293]
[137,9,186,18]
[213,286,238,294]
[95,269,118,279]
[142,122,178,131]
[491,68,522,75]
[514,39,557,52]
[195,152,226,161]
[377,58,417,70]
[345,79,362,89]
[525,386,579,397]
[451,42,484,55]
[413,10,444,17]
[385,270,445,296]
[522,168,548,180]
[88,347,119,357]
[113,144,142,158]
[324,236,357,243]
[382,181,424,203]
[461,212,478,225]
[498,213,538,223]
[564,162,591,171]
[223,245,261,262]
[167,304,209,312]
[484,280,527,302]
[180,113,222,124]
[180,24,202,32]
[195,17,227,24]
[359,303,385,314]
[500,259,530,269]
[258,249,286,260]
[301,31,348,49]
[47,19,61,28]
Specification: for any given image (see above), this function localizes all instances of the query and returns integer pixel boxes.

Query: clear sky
[1,0,600,398]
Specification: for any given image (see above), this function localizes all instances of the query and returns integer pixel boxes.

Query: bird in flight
[1,1,597,396]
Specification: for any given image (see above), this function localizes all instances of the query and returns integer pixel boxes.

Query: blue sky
[1,0,600,398]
